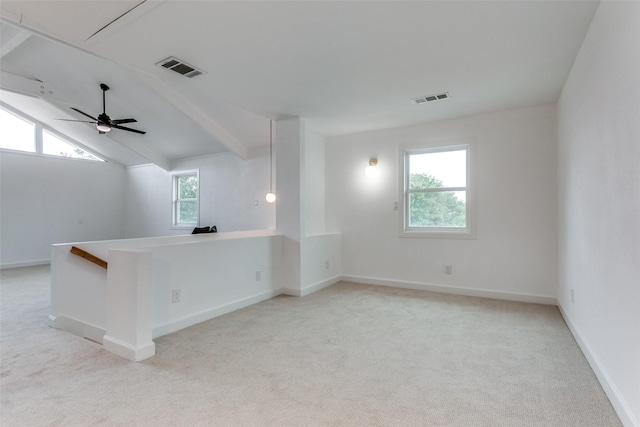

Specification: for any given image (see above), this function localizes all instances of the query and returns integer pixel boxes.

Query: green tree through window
[408,173,466,227]
[173,172,198,226]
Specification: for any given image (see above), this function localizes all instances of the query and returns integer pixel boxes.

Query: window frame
[42,128,104,161]
[398,138,476,239]
[0,104,37,153]
[0,103,106,163]
[171,169,200,229]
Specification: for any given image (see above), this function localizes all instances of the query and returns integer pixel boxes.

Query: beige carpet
[1,265,621,426]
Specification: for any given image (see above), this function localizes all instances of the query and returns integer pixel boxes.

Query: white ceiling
[0,0,599,168]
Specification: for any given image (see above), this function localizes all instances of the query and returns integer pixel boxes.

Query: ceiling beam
[111,134,172,171]
[1,27,32,58]
[1,71,172,170]
[2,15,249,162]
[136,72,250,160]
[0,71,74,104]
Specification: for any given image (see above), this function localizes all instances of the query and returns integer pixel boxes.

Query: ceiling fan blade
[70,107,98,121]
[112,124,146,135]
[55,118,97,123]
[111,118,137,124]
[63,85,144,135]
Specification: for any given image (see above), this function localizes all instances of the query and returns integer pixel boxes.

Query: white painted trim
[301,275,341,296]
[342,275,557,305]
[155,280,337,336]
[103,335,155,362]
[49,314,106,344]
[171,169,199,229]
[0,259,49,269]
[152,288,283,338]
[398,137,477,240]
[173,151,234,164]
[558,304,639,427]
[125,163,155,170]
[283,275,342,297]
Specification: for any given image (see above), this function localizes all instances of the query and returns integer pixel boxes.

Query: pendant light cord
[269,120,273,193]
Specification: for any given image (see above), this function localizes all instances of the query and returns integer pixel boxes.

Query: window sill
[399,228,476,240]
[172,225,197,230]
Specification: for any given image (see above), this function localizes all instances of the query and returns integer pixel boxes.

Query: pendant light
[265,120,276,204]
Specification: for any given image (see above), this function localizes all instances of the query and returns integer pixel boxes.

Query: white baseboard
[282,275,342,297]
[52,280,340,352]
[342,275,557,305]
[152,288,283,339]
[49,314,106,344]
[558,304,639,427]
[103,335,155,362]
[1,259,50,269]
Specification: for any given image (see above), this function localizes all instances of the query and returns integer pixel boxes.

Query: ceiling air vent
[413,92,451,105]
[156,56,205,78]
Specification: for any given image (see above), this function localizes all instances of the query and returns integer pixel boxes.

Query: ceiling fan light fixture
[96,123,111,133]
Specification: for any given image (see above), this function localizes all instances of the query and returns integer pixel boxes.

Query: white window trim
[0,103,37,153]
[398,137,476,239]
[0,103,106,163]
[171,169,200,229]
[41,128,105,162]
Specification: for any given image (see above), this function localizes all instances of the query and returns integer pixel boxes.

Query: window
[172,170,199,228]
[0,105,105,162]
[0,107,36,152]
[399,140,475,238]
[43,130,103,161]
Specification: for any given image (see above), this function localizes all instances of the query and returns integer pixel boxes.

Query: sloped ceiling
[0,1,599,168]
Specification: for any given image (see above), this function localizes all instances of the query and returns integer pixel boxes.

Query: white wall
[326,104,557,302]
[275,118,303,292]
[0,151,125,267]
[124,164,171,238]
[301,126,341,293]
[273,118,341,294]
[557,2,640,426]
[304,131,326,236]
[125,152,275,238]
[50,230,282,348]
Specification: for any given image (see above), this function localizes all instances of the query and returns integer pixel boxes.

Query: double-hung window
[172,170,199,228]
[399,139,475,239]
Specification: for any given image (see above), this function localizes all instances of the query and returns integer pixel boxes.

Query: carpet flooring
[0,265,621,426]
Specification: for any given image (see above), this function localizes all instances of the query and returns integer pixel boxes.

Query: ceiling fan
[56,83,146,135]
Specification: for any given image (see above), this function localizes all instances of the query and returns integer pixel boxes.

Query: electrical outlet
[325,260,330,269]
[171,289,181,303]
[393,201,399,211]
[444,265,453,275]
[256,270,262,281]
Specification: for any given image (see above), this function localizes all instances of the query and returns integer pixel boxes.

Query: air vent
[413,92,451,105]
[156,57,205,78]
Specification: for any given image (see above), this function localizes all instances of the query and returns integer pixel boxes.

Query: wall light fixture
[365,158,378,177]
